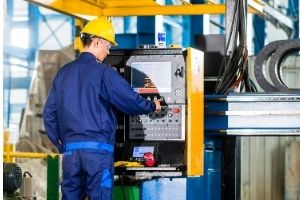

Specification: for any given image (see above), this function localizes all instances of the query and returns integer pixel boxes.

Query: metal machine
[106,47,204,177]
[127,49,186,142]
[3,163,36,200]
[3,163,22,198]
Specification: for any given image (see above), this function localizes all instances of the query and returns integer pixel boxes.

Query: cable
[23,171,32,177]
[214,0,249,94]
[215,0,240,93]
[214,0,239,93]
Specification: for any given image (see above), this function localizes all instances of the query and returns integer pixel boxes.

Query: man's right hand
[154,99,162,113]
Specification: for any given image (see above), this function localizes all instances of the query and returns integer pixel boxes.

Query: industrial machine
[3,163,36,200]
[3,163,22,198]
[105,47,204,177]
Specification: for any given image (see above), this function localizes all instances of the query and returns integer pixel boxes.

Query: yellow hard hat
[81,18,118,46]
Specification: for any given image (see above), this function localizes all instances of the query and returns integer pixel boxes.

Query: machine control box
[126,49,186,141]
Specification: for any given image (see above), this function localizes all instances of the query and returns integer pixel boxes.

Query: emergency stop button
[172,107,180,113]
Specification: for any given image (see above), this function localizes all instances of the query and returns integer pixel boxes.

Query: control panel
[129,105,185,140]
[126,49,186,141]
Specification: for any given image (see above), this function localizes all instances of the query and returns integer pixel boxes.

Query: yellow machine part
[74,18,84,53]
[24,0,262,19]
[114,161,144,168]
[186,48,204,176]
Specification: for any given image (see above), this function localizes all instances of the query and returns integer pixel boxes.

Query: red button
[144,152,155,167]
[172,107,180,113]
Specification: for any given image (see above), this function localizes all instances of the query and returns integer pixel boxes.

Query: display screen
[131,62,172,93]
[132,146,155,158]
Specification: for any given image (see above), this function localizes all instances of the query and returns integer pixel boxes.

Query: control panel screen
[132,146,155,158]
[131,62,172,94]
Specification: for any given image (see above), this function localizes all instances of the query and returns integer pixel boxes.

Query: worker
[43,18,161,200]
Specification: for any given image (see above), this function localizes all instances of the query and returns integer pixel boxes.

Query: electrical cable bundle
[214,0,255,94]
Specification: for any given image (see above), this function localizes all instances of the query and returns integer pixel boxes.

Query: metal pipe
[3,152,59,159]
[3,130,15,163]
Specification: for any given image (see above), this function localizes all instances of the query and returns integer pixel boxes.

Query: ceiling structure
[24,0,265,19]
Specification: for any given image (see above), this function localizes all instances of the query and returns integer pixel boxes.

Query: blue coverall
[43,52,156,200]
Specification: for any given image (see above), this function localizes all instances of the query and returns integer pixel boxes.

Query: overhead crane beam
[104,4,227,16]
[24,0,261,20]
[24,0,294,36]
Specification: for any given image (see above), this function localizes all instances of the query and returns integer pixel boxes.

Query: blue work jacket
[43,52,156,153]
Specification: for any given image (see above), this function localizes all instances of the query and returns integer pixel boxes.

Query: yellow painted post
[186,48,204,176]
[3,130,16,163]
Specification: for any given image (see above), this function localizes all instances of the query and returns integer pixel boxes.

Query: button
[168,113,173,117]
[173,107,180,113]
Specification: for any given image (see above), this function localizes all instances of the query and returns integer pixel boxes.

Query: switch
[172,107,180,113]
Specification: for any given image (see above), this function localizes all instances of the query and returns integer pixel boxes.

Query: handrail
[3,152,59,159]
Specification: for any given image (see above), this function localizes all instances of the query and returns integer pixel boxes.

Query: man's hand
[154,99,162,113]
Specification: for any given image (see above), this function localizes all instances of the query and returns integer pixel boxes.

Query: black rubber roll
[268,39,300,92]
[254,40,287,92]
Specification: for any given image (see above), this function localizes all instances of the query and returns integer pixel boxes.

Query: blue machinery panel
[140,137,222,200]
[116,17,155,49]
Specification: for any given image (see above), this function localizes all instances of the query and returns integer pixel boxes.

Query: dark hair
[80,33,94,47]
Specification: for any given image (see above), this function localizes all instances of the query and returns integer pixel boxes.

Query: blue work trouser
[61,142,114,200]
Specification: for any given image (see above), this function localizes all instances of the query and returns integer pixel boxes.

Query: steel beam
[28,3,39,61]
[103,4,226,16]
[4,45,31,60]
[253,15,265,54]
[263,3,294,29]
[25,1,263,18]
[289,0,299,38]
[3,77,31,89]
[205,93,300,136]
[190,0,205,47]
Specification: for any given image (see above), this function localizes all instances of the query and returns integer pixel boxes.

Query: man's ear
[93,39,98,47]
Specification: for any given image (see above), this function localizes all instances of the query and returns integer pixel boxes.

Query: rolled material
[254,39,300,92]
[254,40,286,92]
[268,39,300,92]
